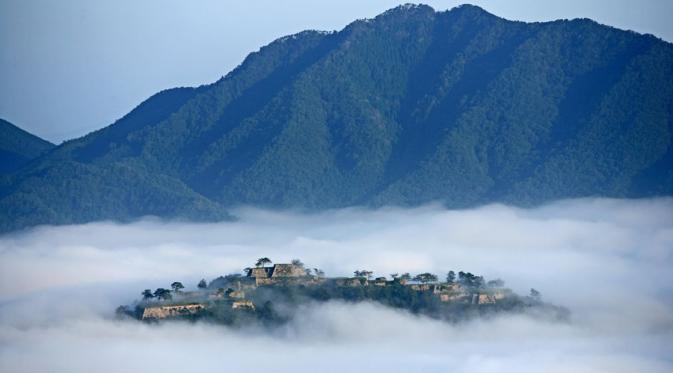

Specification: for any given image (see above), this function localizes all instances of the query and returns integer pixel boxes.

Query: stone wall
[270,264,306,277]
[232,300,255,310]
[477,294,496,304]
[334,278,366,287]
[439,293,468,302]
[142,304,205,320]
[256,276,316,286]
[228,290,245,299]
[250,267,271,278]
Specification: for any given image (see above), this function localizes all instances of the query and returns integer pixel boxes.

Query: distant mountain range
[0,118,54,175]
[1,4,672,232]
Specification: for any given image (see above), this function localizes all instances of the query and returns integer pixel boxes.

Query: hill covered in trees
[2,4,673,232]
[0,118,54,175]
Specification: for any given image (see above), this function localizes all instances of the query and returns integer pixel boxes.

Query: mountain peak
[389,3,435,12]
[1,5,672,232]
[376,3,436,19]
[444,3,497,19]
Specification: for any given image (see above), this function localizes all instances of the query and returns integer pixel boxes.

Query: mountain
[0,118,54,175]
[1,4,672,232]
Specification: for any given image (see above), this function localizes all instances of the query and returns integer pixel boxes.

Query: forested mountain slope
[0,118,54,175]
[2,4,672,232]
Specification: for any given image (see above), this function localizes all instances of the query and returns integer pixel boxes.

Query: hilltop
[2,4,673,232]
[116,258,568,325]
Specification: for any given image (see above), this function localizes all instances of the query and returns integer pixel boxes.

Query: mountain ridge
[0,118,54,176]
[1,3,672,232]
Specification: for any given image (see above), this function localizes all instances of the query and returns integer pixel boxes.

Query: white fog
[1,198,672,372]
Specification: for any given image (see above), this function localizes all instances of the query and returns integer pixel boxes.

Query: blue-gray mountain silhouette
[2,4,672,232]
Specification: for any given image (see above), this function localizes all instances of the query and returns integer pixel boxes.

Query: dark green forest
[2,4,673,232]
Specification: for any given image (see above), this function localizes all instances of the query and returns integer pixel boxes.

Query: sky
[1,0,672,143]
[1,198,672,372]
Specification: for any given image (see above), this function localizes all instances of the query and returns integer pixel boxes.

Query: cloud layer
[1,198,672,372]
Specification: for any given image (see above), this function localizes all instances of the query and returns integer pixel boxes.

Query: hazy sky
[1,0,672,143]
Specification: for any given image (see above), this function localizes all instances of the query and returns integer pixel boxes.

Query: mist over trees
[4,198,673,371]
[120,258,563,327]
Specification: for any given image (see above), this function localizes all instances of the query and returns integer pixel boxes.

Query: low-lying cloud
[1,198,672,372]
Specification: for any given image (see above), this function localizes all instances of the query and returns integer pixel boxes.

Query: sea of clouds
[1,198,672,372]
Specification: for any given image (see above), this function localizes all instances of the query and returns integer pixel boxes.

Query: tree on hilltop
[141,289,154,300]
[413,273,438,284]
[171,281,184,293]
[353,270,373,279]
[459,271,483,287]
[153,288,172,301]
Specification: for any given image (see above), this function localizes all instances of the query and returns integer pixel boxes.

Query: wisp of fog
[1,198,672,372]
